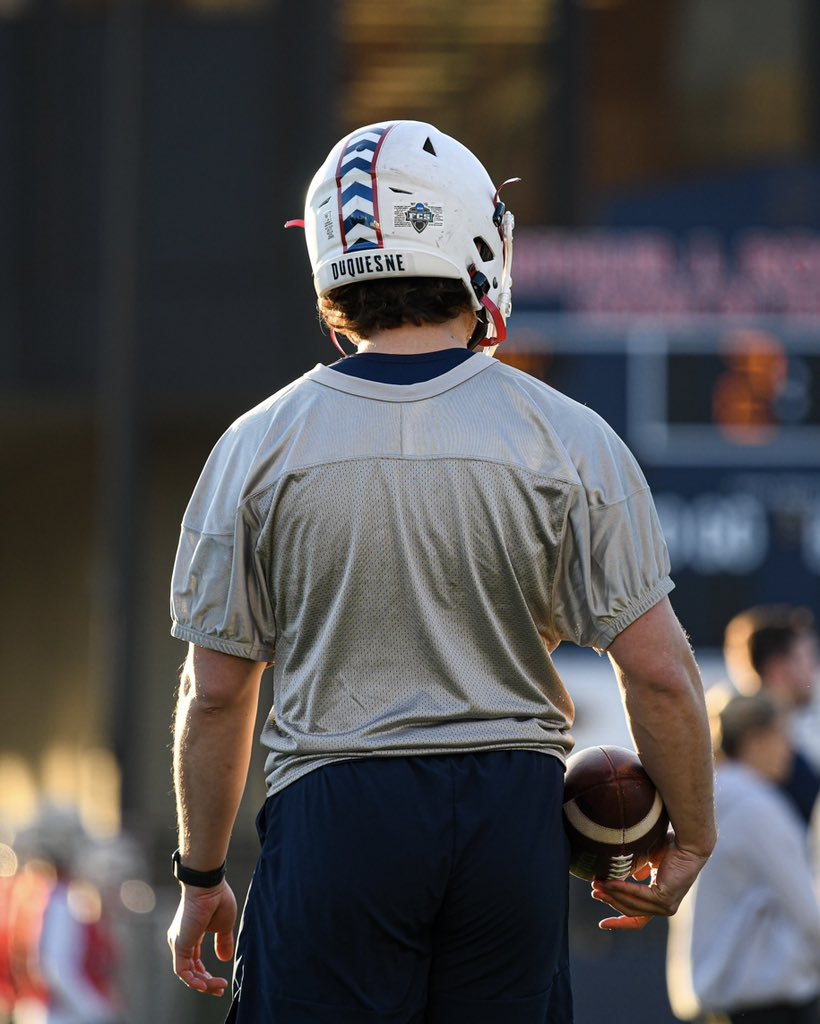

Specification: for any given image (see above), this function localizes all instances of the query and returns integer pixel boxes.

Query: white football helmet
[300,120,517,347]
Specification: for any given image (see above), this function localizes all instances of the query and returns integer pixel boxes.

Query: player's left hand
[590,833,709,931]
[167,880,237,996]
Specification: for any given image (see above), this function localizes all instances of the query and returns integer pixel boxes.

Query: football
[562,745,669,881]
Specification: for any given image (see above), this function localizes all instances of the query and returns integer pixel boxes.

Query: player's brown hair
[723,604,815,693]
[318,277,474,342]
[713,692,781,761]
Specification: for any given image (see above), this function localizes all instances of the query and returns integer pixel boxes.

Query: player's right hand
[167,880,237,996]
[590,833,709,931]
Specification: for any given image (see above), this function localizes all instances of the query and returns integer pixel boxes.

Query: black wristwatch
[172,848,227,888]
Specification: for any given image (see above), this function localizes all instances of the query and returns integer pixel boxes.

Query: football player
[167,121,716,1023]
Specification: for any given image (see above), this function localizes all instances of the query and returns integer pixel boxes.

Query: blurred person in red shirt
[11,810,121,1024]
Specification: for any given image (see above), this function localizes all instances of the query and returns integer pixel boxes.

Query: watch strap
[172,848,226,887]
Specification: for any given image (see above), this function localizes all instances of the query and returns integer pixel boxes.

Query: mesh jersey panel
[171,355,673,794]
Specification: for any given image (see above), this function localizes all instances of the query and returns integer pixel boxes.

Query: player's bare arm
[168,645,266,996]
[595,597,717,930]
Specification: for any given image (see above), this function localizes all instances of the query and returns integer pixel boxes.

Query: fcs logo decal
[335,125,394,253]
[395,202,443,233]
[406,202,434,233]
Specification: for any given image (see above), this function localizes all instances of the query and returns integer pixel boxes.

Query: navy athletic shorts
[225,751,573,1024]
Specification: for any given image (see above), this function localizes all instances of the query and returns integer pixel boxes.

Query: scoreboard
[499,314,820,649]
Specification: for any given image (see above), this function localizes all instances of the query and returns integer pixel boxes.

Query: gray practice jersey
[171,354,673,795]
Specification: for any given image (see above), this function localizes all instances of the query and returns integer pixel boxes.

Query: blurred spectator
[0,873,16,1023]
[813,799,820,898]
[723,604,820,825]
[11,807,122,1024]
[5,860,50,1022]
[666,692,820,1024]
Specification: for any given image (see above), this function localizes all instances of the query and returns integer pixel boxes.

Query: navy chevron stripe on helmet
[334,125,393,253]
[341,181,377,206]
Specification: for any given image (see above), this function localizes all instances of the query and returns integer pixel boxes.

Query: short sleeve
[551,439,674,653]
[170,426,276,662]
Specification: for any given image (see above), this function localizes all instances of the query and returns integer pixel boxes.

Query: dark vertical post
[95,0,144,825]
[552,0,585,225]
[18,0,66,379]
[803,0,820,157]
[267,0,341,373]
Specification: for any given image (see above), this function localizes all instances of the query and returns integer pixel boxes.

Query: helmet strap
[468,266,508,348]
[330,327,355,357]
[478,293,507,345]
[467,310,488,350]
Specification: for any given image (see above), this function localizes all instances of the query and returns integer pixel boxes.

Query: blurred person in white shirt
[667,692,820,1024]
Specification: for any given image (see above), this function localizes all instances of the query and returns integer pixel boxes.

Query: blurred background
[1,0,819,1020]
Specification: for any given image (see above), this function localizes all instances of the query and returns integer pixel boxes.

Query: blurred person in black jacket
[722,605,820,827]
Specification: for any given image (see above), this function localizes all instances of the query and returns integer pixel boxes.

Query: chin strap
[330,327,356,357]
[493,179,518,332]
[495,209,515,324]
[468,266,508,348]
[469,178,519,349]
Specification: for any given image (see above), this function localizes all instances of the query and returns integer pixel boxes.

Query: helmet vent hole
[389,187,413,194]
[423,137,437,156]
[473,236,495,262]
[319,196,331,207]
